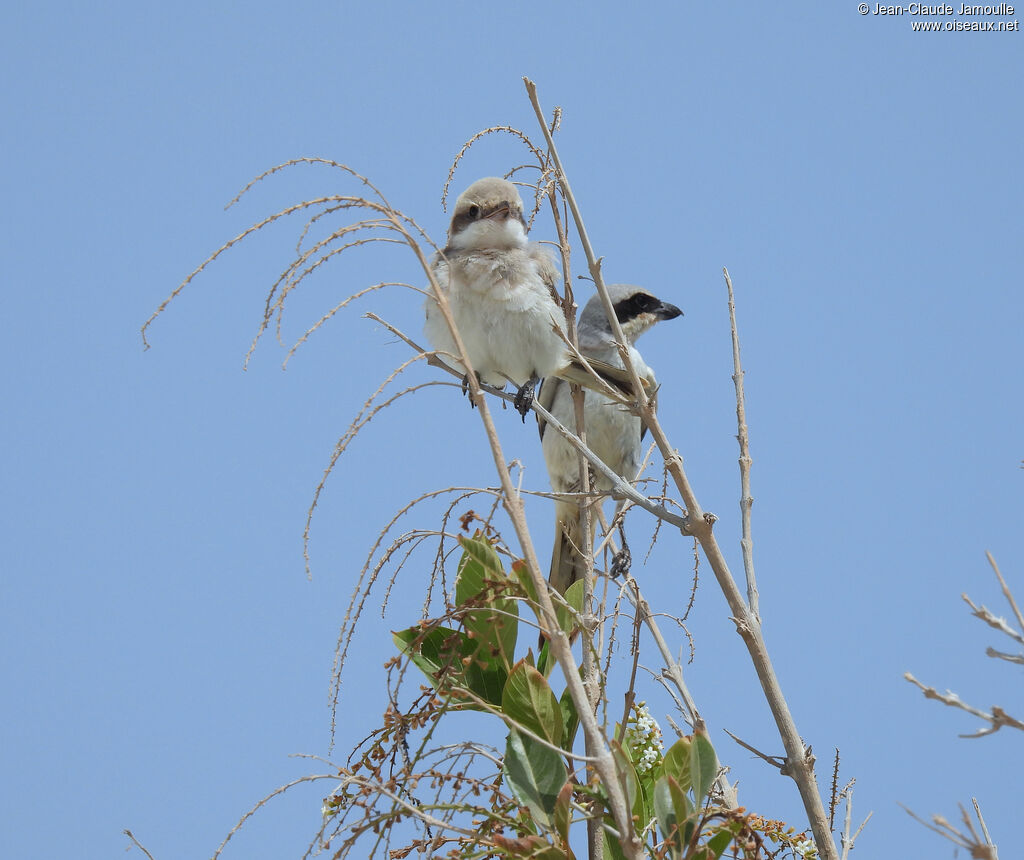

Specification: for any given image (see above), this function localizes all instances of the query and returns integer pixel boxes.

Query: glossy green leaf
[530,846,567,860]
[554,578,585,637]
[503,730,567,831]
[462,659,508,707]
[704,825,737,859]
[502,660,563,747]
[552,778,573,847]
[455,534,518,670]
[392,625,469,685]
[689,734,719,804]
[662,737,692,794]
[513,559,540,605]
[654,776,682,860]
[558,687,579,751]
[602,821,628,860]
[610,740,640,818]
[536,639,554,678]
[666,774,692,831]
[392,625,505,707]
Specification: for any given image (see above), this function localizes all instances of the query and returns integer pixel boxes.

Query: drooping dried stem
[524,76,838,860]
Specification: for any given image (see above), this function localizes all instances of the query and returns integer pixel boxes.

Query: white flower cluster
[627,702,664,776]
[792,837,817,858]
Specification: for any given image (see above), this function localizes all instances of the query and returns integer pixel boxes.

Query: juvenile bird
[424,177,635,418]
[538,284,682,595]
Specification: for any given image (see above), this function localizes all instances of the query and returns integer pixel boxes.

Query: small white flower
[792,837,817,857]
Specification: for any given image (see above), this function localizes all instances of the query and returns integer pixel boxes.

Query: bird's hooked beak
[654,300,683,321]
[483,202,513,221]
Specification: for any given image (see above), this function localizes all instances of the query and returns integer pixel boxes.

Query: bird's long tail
[548,498,587,598]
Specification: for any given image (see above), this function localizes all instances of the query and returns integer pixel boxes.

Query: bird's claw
[610,544,632,578]
[461,373,480,409]
[513,380,536,421]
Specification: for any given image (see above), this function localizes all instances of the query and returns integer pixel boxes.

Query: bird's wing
[559,356,650,399]
[639,365,658,442]
[536,375,564,442]
[528,244,562,304]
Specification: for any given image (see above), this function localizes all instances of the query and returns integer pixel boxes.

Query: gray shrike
[424,177,636,419]
[538,284,682,596]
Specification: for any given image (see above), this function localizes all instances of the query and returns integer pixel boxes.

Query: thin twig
[987,552,1024,636]
[904,672,1024,737]
[723,729,787,771]
[122,830,157,860]
[962,594,1024,647]
[724,268,758,620]
[973,797,998,858]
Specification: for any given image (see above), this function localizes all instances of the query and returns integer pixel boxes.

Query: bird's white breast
[424,246,568,387]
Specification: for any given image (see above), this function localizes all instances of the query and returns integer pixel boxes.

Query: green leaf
[392,625,505,707]
[666,775,692,833]
[558,687,580,750]
[654,776,682,860]
[636,773,656,838]
[462,659,508,707]
[602,821,628,860]
[455,534,518,670]
[662,738,692,793]
[536,639,553,678]
[502,660,563,747]
[704,825,736,859]
[552,779,573,847]
[392,625,469,685]
[513,559,540,605]
[503,729,567,831]
[610,740,640,818]
[554,578,585,638]
[530,846,567,860]
[689,734,719,804]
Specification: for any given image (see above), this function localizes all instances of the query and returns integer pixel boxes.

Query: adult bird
[424,177,637,419]
[538,284,682,596]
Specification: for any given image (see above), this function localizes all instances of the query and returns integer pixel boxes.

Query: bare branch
[987,551,1024,635]
[900,800,998,859]
[122,830,157,860]
[723,728,787,771]
[904,672,1024,737]
[724,267,758,621]
[985,646,1024,664]
[962,593,1024,647]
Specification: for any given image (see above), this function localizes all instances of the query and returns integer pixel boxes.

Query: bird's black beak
[655,301,683,321]
[484,202,511,221]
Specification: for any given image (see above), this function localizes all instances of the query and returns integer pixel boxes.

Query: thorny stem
[525,76,838,860]
[725,267,759,621]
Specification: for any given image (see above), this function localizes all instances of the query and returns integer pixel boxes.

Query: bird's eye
[468,204,480,219]
[634,295,654,311]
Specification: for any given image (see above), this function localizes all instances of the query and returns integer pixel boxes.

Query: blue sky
[2,2,1021,858]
